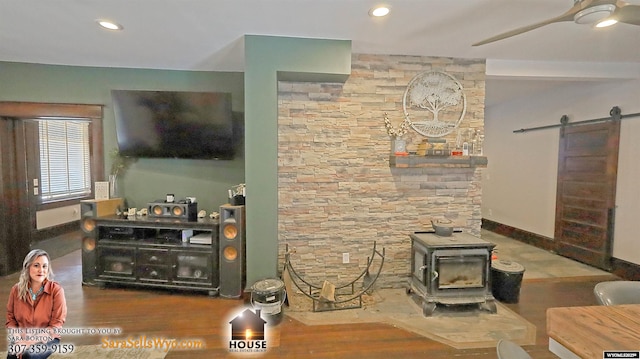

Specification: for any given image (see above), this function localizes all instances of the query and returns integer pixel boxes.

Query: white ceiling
[1,0,639,106]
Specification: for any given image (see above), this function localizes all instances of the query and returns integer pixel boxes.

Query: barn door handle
[606,207,616,242]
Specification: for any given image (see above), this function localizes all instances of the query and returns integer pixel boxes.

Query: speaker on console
[148,201,197,221]
[79,198,123,286]
[219,204,246,298]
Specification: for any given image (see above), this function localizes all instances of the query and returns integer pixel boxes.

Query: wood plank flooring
[0,250,619,358]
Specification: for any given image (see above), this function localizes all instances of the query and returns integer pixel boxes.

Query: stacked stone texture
[278,54,485,289]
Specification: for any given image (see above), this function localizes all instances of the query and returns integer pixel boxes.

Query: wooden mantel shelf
[389,155,488,168]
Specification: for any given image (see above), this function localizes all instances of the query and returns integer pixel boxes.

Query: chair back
[594,281,640,306]
[496,339,532,359]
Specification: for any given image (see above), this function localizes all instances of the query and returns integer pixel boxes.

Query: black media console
[91,215,220,296]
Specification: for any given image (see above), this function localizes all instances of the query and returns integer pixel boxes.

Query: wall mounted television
[111,90,236,160]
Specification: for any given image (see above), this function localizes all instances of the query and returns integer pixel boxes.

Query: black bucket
[251,278,286,326]
[491,260,525,303]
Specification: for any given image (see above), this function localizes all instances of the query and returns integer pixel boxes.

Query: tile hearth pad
[285,288,535,349]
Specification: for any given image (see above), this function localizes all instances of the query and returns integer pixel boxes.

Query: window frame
[0,102,104,211]
[37,118,93,204]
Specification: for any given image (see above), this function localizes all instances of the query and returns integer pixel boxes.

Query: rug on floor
[285,288,536,349]
[1,345,168,359]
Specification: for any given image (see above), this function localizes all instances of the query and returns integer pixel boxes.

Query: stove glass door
[436,255,485,290]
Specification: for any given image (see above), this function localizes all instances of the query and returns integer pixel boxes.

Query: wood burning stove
[407,231,497,316]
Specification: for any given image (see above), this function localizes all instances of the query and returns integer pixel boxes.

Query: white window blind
[39,119,92,202]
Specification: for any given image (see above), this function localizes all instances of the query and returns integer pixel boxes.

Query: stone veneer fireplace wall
[277,54,486,288]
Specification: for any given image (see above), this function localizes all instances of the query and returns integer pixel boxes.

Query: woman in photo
[5,249,67,359]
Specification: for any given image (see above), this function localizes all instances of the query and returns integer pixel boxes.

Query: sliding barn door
[554,121,620,270]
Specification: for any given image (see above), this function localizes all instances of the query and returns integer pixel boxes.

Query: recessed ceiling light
[369,6,390,17]
[97,19,123,31]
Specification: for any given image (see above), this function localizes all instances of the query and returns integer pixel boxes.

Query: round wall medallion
[403,71,467,137]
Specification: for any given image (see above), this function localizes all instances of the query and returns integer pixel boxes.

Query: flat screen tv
[112,90,235,159]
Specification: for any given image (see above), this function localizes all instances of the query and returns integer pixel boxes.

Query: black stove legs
[407,287,437,316]
[480,298,497,314]
[421,301,438,316]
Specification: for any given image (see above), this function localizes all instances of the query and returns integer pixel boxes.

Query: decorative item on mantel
[417,138,450,156]
[384,70,471,157]
[452,128,483,156]
[470,128,484,155]
[383,112,409,156]
[452,129,464,156]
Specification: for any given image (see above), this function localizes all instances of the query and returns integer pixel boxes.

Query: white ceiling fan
[473,0,640,46]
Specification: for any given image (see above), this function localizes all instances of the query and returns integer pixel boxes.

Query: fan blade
[472,1,588,46]
[615,4,640,25]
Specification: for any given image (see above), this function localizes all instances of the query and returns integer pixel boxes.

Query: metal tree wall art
[403,71,467,137]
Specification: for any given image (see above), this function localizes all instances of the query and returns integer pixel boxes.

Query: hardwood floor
[1,250,619,358]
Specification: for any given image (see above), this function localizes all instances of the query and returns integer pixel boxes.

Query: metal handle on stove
[432,270,439,280]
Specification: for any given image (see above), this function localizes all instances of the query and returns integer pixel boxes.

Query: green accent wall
[0,34,352,287]
[0,62,245,212]
[243,35,351,285]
